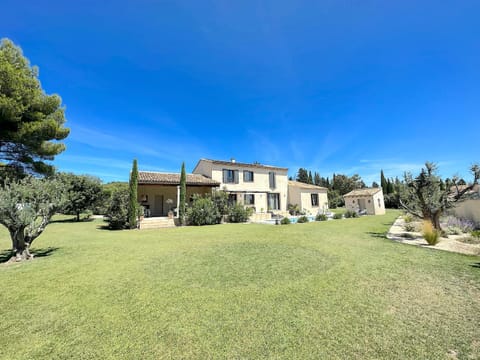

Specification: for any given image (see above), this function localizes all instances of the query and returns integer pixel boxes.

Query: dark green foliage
[316,214,328,221]
[308,171,313,184]
[179,162,186,225]
[186,195,219,226]
[386,179,394,194]
[280,217,291,225]
[380,170,387,195]
[128,159,138,229]
[296,168,309,183]
[297,215,309,223]
[328,190,343,208]
[344,210,358,218]
[333,213,343,220]
[228,204,253,223]
[105,188,129,230]
[212,190,229,216]
[372,181,379,188]
[314,172,321,186]
[332,174,365,195]
[58,173,103,221]
[0,38,70,178]
[471,230,480,238]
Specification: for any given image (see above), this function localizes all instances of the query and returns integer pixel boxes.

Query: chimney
[231,158,236,163]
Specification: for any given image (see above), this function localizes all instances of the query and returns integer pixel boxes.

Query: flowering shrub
[442,216,476,234]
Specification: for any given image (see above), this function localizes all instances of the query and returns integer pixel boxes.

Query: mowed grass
[1,211,480,359]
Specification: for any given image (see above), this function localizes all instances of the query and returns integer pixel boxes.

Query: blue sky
[2,0,479,184]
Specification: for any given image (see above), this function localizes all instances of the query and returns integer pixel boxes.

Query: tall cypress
[128,159,138,229]
[380,170,387,194]
[308,171,313,184]
[179,162,186,225]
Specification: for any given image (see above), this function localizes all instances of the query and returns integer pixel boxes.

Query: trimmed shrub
[316,214,328,221]
[333,213,343,220]
[422,221,440,245]
[472,230,480,239]
[105,188,129,229]
[403,214,414,223]
[344,210,358,218]
[297,215,309,223]
[186,196,219,226]
[228,204,253,223]
[280,217,291,225]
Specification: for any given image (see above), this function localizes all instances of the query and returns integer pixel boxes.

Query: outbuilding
[343,188,385,215]
[287,181,329,215]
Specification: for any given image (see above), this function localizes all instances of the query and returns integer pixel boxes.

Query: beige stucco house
[287,181,329,215]
[193,158,289,216]
[137,171,219,217]
[344,188,385,215]
[453,184,480,223]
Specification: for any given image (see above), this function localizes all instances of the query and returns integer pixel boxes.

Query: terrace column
[176,185,180,218]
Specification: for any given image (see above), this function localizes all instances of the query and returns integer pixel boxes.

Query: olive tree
[0,176,66,261]
[400,162,479,231]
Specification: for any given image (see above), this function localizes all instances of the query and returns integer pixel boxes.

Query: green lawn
[1,211,480,359]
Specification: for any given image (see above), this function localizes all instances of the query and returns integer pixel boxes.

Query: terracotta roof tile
[288,180,327,190]
[138,171,220,186]
[343,188,382,197]
[196,158,288,171]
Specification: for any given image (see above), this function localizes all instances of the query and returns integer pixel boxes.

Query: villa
[137,158,333,228]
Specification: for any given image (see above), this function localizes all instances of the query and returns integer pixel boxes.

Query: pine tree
[179,162,186,225]
[128,159,138,229]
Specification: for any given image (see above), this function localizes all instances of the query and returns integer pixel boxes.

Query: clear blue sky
[2,0,479,184]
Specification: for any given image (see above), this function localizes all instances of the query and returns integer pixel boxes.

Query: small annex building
[343,188,385,215]
[287,181,329,215]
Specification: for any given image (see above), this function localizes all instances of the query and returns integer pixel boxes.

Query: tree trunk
[76,212,80,222]
[432,211,444,235]
[9,227,33,261]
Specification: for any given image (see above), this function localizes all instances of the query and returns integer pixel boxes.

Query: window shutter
[234,170,239,184]
[223,169,228,183]
[269,172,276,188]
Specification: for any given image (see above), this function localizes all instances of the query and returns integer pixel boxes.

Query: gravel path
[387,216,480,256]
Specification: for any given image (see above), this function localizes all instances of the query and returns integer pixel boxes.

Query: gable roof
[343,188,382,197]
[288,180,327,191]
[138,171,220,186]
[193,158,288,172]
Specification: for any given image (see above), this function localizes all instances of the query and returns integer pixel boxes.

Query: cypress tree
[386,178,394,194]
[128,159,138,229]
[179,162,186,225]
[314,172,321,186]
[308,171,313,184]
[380,170,387,194]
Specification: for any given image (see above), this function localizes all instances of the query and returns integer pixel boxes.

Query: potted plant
[166,198,174,218]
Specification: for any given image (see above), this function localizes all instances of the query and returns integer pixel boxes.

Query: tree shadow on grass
[0,247,60,264]
[51,217,94,224]
[470,262,480,269]
[366,231,388,239]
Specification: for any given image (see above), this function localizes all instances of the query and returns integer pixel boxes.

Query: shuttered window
[269,172,276,188]
[223,169,239,184]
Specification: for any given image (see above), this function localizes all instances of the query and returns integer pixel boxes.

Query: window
[223,169,239,184]
[311,193,319,206]
[269,172,276,188]
[244,194,255,205]
[243,170,254,182]
[228,194,237,206]
[267,193,280,210]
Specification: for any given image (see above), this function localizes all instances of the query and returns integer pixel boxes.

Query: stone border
[387,217,480,256]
